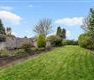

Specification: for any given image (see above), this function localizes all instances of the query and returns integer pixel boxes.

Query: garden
[0,6,94,80]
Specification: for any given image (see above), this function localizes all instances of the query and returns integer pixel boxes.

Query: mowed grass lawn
[0,46,94,80]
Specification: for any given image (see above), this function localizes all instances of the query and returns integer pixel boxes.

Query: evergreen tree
[56,26,66,40]
[56,26,61,36]
[0,19,5,35]
[61,28,66,39]
[0,19,6,42]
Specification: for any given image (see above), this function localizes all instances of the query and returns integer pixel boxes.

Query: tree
[0,19,5,35]
[47,35,62,47]
[61,28,66,39]
[81,8,94,35]
[81,17,89,32]
[0,19,6,42]
[80,8,94,49]
[82,8,94,38]
[33,18,52,36]
[56,26,61,36]
[6,27,11,35]
[56,26,66,40]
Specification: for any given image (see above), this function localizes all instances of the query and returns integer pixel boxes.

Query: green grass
[0,45,94,80]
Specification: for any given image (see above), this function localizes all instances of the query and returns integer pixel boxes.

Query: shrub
[37,34,46,48]
[0,49,9,57]
[78,33,94,49]
[14,49,26,56]
[21,43,32,53]
[0,34,6,42]
[63,40,78,45]
[37,48,45,51]
[47,35,62,47]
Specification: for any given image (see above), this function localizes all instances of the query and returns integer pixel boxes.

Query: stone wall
[0,38,51,50]
[6,38,34,49]
[0,38,34,50]
[0,42,6,50]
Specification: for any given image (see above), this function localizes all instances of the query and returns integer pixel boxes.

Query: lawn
[0,45,94,80]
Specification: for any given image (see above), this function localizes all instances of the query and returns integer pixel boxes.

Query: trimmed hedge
[63,40,78,45]
[37,34,46,48]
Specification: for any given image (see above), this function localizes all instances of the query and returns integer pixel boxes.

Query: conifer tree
[0,19,5,35]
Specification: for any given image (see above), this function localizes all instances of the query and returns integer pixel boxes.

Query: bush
[78,33,94,49]
[47,35,62,47]
[14,49,26,56]
[37,34,46,48]
[21,43,32,53]
[63,40,78,45]
[0,49,9,57]
[0,34,6,42]
[37,48,45,51]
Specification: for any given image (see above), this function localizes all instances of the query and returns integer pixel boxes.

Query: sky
[0,0,94,40]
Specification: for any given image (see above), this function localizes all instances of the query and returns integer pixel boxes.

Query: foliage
[78,33,94,49]
[61,28,66,39]
[56,26,66,40]
[63,40,78,45]
[0,34,6,42]
[0,19,6,42]
[0,49,9,57]
[37,34,46,48]
[56,26,62,36]
[0,46,94,80]
[47,35,62,47]
[21,43,32,53]
[6,27,11,36]
[0,19,5,35]
[80,8,94,49]
[14,49,26,56]
[33,18,52,36]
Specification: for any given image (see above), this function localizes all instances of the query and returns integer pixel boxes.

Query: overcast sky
[0,0,94,40]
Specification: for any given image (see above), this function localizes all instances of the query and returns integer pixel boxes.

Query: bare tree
[33,18,52,36]
[81,17,90,32]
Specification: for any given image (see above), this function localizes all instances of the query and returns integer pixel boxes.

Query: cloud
[66,30,71,38]
[0,10,22,25]
[55,17,84,26]
[25,30,30,33]
[47,32,56,37]
[0,6,13,11]
[47,30,71,39]
[12,32,17,36]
